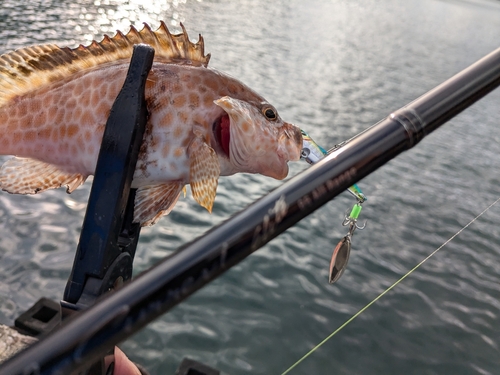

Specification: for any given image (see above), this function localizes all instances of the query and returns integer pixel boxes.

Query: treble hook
[342,204,367,236]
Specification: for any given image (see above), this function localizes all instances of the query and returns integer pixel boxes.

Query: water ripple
[0,0,500,374]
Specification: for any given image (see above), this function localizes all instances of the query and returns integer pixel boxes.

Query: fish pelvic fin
[0,22,210,107]
[0,157,87,194]
[133,182,184,226]
[189,137,220,213]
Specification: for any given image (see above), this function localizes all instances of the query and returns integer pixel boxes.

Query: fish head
[213,96,302,180]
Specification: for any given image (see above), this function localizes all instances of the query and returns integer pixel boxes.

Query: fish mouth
[213,113,231,158]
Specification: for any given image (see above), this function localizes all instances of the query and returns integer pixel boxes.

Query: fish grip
[15,44,154,331]
[12,44,155,375]
[60,44,154,311]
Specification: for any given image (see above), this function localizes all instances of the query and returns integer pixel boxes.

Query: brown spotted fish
[0,23,302,225]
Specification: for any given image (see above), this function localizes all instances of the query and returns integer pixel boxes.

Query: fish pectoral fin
[188,137,220,213]
[134,182,184,226]
[0,157,87,194]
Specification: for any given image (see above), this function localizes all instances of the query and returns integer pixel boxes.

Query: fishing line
[280,196,500,375]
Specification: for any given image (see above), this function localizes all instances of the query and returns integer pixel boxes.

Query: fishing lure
[300,130,328,165]
[300,129,366,284]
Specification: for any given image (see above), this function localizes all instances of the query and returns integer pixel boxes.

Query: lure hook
[342,204,366,232]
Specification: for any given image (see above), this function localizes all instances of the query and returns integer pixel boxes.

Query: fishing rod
[0,46,499,374]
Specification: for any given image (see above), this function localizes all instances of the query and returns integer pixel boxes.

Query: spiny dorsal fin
[0,22,211,106]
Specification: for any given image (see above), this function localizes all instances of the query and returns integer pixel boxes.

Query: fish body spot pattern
[0,22,303,225]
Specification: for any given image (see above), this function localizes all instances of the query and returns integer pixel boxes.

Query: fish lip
[212,113,230,158]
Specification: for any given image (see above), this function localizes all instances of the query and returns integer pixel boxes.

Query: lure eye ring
[262,106,278,121]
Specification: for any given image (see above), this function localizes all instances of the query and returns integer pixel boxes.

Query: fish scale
[0,23,303,226]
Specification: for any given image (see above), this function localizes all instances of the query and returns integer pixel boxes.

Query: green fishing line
[280,196,500,375]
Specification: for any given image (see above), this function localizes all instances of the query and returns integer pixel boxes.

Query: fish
[0,22,303,226]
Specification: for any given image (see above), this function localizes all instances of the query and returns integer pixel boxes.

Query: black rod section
[1,48,499,375]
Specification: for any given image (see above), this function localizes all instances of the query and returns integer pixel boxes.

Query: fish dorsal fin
[0,22,210,106]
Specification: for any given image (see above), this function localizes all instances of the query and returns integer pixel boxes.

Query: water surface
[0,0,499,374]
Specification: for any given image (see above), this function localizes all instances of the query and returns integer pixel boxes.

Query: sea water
[0,0,499,374]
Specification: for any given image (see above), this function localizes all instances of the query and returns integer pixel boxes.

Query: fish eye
[262,106,278,121]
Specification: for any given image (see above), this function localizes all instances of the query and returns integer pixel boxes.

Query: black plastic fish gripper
[14,44,154,375]
[62,43,154,310]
